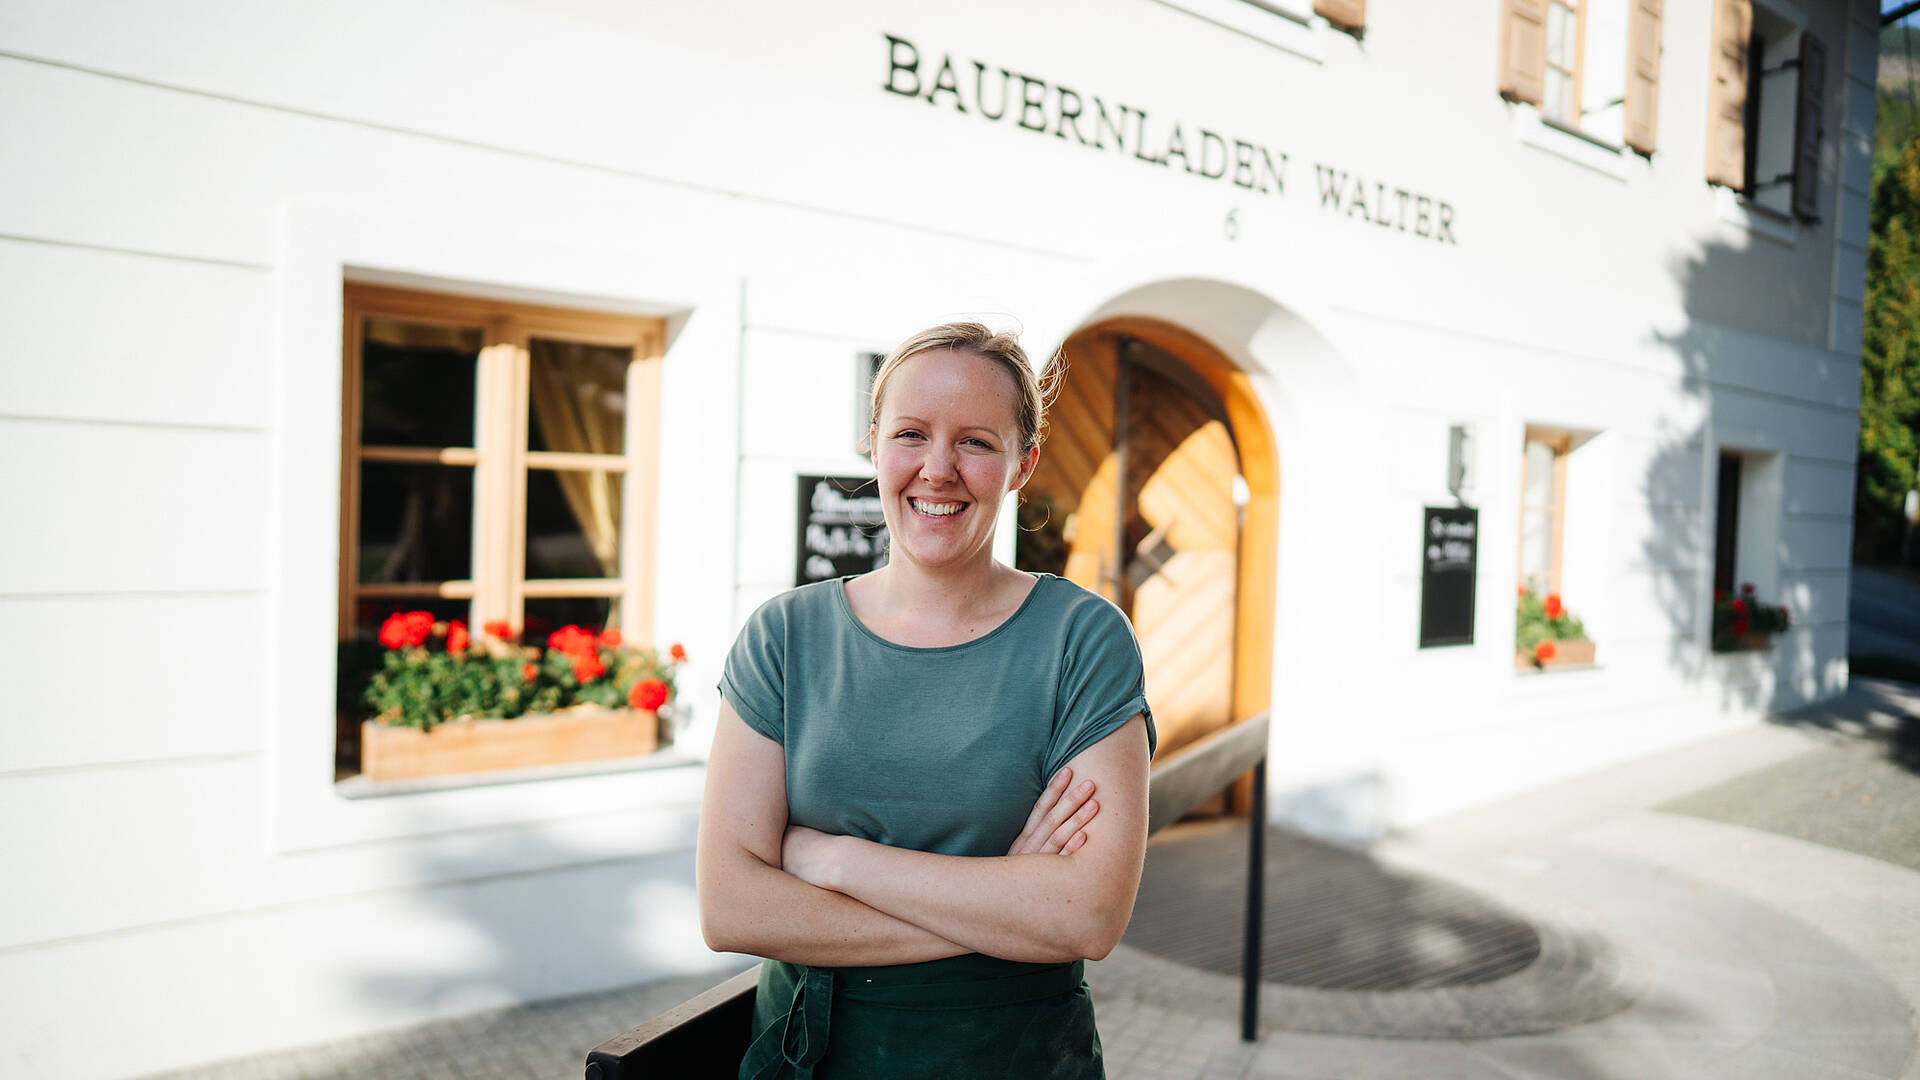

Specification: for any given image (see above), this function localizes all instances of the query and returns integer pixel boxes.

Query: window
[1500,0,1662,154]
[1541,1,1588,130]
[1518,428,1571,594]
[338,283,664,765]
[1711,448,1783,599]
[1706,0,1826,220]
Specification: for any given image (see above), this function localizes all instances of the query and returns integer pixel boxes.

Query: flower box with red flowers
[342,615,686,781]
[1711,584,1791,653]
[1515,587,1597,671]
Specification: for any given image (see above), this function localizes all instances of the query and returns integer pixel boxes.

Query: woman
[697,322,1155,1079]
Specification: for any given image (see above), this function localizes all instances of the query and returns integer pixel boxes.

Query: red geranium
[1741,582,1755,595]
[1732,617,1750,635]
[1544,594,1564,620]
[669,642,687,663]
[1731,598,1747,615]
[597,629,623,648]
[378,610,435,650]
[572,652,606,683]
[549,625,598,659]
[522,663,539,682]
[446,621,470,653]
[629,677,670,712]
[1534,640,1556,662]
[483,619,514,640]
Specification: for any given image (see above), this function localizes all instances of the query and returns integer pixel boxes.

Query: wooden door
[1019,333,1240,762]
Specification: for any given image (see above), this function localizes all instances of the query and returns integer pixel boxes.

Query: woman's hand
[782,825,843,890]
[1006,767,1101,856]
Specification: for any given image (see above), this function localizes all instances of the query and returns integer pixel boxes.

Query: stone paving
[146,681,1920,1080]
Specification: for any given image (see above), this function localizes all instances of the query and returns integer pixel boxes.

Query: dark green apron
[738,954,1104,1079]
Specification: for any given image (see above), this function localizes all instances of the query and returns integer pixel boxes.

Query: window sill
[336,746,702,800]
[1512,106,1632,182]
[1151,0,1325,63]
[1714,187,1798,246]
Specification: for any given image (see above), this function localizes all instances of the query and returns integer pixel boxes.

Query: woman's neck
[850,558,1036,646]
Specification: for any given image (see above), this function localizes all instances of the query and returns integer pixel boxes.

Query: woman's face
[871,348,1038,576]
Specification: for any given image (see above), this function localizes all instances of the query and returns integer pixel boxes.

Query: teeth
[913,499,964,517]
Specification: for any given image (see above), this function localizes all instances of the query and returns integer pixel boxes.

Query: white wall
[0,0,1872,1072]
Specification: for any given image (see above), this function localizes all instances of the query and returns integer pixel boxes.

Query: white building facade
[0,0,1877,1074]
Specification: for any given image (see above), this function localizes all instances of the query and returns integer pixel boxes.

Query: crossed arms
[696,701,1151,966]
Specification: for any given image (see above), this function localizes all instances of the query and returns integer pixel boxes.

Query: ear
[1010,444,1040,491]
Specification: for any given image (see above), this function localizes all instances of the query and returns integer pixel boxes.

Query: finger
[1009,768,1072,854]
[1060,830,1088,856]
[1042,797,1099,853]
[1027,779,1094,854]
[1043,779,1095,834]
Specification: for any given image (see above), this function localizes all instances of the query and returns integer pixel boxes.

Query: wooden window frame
[1518,428,1572,596]
[339,282,664,649]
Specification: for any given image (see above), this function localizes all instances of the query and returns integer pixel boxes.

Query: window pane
[528,338,630,456]
[1523,441,1557,509]
[1546,4,1570,66]
[523,596,621,643]
[1544,71,1571,124]
[526,468,622,578]
[360,318,481,447]
[1519,508,1554,589]
[358,462,474,583]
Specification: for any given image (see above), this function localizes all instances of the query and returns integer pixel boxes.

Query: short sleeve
[1045,598,1156,777]
[717,596,788,745]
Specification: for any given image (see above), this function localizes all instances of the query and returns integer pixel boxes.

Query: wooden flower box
[1515,637,1596,671]
[360,706,659,781]
[1713,631,1776,653]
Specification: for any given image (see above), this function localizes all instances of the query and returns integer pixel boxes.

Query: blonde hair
[867,322,1055,454]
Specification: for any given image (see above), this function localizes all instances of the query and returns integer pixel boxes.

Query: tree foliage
[1858,111,1920,565]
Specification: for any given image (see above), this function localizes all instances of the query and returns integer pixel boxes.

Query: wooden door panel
[1022,339,1119,598]
[1127,363,1238,761]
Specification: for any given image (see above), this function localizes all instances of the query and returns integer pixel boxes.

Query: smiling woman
[697,322,1155,1078]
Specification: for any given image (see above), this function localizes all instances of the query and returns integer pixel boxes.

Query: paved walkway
[148,679,1920,1080]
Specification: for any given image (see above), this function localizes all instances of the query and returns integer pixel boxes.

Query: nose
[920,443,958,484]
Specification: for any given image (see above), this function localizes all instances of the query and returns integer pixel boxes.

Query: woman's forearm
[699,842,969,967]
[815,838,1137,963]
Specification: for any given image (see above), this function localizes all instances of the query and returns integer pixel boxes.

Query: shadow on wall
[1643,236,1853,716]
[340,804,733,1066]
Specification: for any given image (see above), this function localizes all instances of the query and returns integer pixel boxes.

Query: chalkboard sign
[1419,506,1478,648]
[796,474,889,586]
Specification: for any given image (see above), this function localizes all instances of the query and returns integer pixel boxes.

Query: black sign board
[795,474,889,586]
[1419,506,1478,648]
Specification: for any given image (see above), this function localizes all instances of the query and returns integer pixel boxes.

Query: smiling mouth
[908,497,968,518]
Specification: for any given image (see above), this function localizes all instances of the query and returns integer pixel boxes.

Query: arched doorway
[1018,318,1279,798]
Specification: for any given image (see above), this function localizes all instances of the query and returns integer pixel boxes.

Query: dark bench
[585,713,1271,1079]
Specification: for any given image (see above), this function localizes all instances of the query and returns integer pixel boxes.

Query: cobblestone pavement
[146,687,1920,1080]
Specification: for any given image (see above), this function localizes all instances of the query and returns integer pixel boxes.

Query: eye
[892,428,925,441]
[964,437,995,450]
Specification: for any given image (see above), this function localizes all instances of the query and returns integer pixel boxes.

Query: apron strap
[741,965,834,1079]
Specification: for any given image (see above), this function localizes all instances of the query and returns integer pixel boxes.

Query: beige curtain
[527,340,626,578]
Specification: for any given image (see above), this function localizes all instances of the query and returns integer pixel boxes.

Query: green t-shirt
[719,573,1156,858]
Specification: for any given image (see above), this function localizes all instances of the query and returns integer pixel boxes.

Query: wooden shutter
[1498,0,1548,106]
[1314,0,1364,32]
[1792,33,1827,220]
[1623,0,1663,154]
[1705,0,1751,188]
